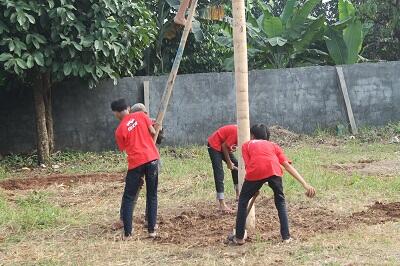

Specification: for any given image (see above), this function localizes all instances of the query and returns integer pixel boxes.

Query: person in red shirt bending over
[228,124,316,245]
[208,124,239,213]
[111,99,160,239]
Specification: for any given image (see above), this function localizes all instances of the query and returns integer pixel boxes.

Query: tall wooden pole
[232,0,255,228]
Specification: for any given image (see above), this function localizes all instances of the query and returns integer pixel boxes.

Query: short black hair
[111,99,128,112]
[250,123,270,140]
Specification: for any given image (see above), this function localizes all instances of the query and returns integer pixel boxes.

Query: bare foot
[111,219,123,231]
[174,16,186,26]
[219,204,234,214]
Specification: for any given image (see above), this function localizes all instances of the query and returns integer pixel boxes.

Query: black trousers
[207,143,238,199]
[120,160,158,236]
[235,176,290,240]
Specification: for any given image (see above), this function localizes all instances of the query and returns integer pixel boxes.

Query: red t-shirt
[115,112,159,170]
[242,140,290,181]
[207,125,238,152]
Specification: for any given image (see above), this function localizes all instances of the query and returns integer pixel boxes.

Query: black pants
[235,176,290,240]
[120,160,158,236]
[207,143,238,199]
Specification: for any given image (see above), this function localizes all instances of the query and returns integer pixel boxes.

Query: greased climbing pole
[231,0,254,228]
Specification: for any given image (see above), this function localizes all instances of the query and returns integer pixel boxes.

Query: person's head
[111,98,130,121]
[131,103,147,114]
[250,123,270,140]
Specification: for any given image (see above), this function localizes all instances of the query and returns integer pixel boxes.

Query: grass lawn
[0,127,399,265]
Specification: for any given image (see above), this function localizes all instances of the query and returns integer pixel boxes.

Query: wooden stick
[232,0,254,228]
[336,66,358,135]
[143,80,150,115]
[246,191,260,217]
[153,0,199,141]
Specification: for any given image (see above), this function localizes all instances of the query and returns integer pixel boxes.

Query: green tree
[0,0,156,164]
[140,0,231,75]
[324,0,371,64]
[216,0,327,69]
[357,0,400,61]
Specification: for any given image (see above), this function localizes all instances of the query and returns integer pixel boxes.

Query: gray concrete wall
[0,78,143,153]
[1,61,399,153]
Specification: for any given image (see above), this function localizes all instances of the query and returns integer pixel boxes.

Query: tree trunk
[33,73,50,165]
[232,0,255,228]
[42,72,54,153]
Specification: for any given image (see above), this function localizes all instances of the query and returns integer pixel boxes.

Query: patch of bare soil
[0,173,124,190]
[351,201,400,224]
[269,126,303,147]
[327,159,400,177]
[82,199,399,247]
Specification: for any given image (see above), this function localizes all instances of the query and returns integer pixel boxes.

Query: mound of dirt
[327,159,400,177]
[0,173,123,190]
[269,126,302,147]
[123,199,400,247]
[351,201,400,225]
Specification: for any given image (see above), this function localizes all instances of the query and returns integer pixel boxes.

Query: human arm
[222,142,237,170]
[148,124,156,137]
[281,161,316,198]
[115,129,126,152]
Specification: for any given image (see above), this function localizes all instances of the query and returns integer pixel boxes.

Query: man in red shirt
[227,124,316,245]
[208,124,239,213]
[112,102,163,231]
[111,99,160,239]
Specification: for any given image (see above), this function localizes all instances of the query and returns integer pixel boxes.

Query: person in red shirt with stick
[208,124,239,213]
[227,124,316,245]
[111,99,160,239]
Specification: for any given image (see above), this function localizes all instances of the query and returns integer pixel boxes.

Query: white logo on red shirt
[126,119,138,132]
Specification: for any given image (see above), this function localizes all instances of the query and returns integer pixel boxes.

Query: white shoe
[283,238,293,243]
[148,231,157,238]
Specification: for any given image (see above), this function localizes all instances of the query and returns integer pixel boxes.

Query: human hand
[227,161,238,171]
[304,184,316,198]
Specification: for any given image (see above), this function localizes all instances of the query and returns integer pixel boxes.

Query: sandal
[225,234,245,246]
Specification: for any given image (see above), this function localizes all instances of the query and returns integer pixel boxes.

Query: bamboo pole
[153,0,198,141]
[232,0,255,228]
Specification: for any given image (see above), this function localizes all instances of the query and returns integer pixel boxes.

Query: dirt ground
[0,172,124,190]
[1,173,399,248]
[327,158,400,177]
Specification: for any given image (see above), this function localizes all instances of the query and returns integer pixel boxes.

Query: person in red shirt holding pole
[111,99,160,239]
[208,124,239,213]
[112,102,163,231]
[228,124,316,245]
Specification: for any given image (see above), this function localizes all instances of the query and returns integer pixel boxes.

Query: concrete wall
[0,78,143,153]
[1,61,399,153]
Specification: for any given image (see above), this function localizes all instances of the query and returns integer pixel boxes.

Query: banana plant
[215,0,328,69]
[324,0,372,64]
